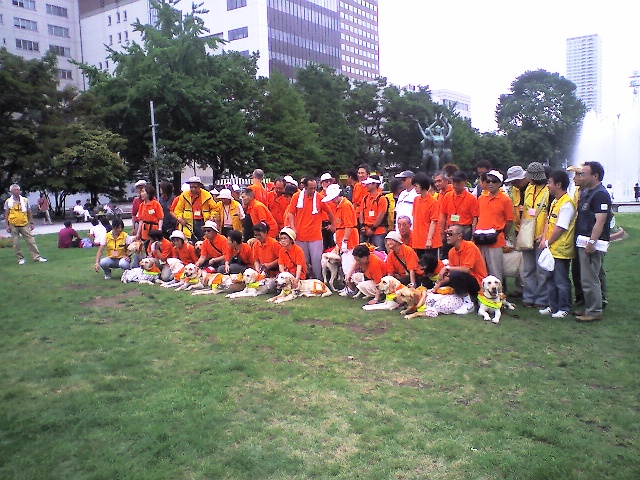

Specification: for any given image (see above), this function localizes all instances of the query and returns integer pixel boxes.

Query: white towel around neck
[297,191,319,214]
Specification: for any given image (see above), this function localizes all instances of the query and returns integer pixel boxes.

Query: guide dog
[267,272,333,304]
[225,268,276,298]
[361,276,404,311]
[120,257,162,284]
[321,247,343,291]
[477,275,515,324]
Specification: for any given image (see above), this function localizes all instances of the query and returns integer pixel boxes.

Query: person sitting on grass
[89,217,107,247]
[58,220,80,248]
[94,219,132,279]
[169,230,198,265]
[343,244,387,302]
[147,229,174,281]
[218,230,254,274]
[277,227,307,289]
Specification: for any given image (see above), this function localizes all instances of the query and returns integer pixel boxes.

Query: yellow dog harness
[478,293,502,310]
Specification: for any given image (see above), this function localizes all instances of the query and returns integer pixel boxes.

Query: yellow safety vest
[523,184,549,237]
[546,193,576,260]
[5,196,29,227]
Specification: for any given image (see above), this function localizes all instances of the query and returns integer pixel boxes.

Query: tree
[254,71,324,177]
[473,133,516,173]
[295,64,357,175]
[496,69,586,167]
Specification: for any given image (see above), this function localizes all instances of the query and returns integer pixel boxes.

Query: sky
[378,0,640,133]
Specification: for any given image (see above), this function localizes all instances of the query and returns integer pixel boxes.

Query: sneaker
[37,257,47,263]
[454,302,475,315]
[552,310,570,318]
[104,275,111,280]
[18,259,26,265]
[538,307,552,315]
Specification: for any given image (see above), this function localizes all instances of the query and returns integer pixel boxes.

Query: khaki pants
[10,225,42,261]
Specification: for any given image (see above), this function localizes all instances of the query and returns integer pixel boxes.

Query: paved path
[24,218,133,236]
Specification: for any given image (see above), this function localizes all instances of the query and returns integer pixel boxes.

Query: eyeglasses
[203,229,214,233]
[445,231,459,236]
[485,179,501,184]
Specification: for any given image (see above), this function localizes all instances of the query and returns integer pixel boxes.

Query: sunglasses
[485,179,501,184]
[445,231,459,236]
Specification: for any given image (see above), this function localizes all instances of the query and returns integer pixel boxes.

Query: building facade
[431,89,471,121]
[566,34,602,116]
[1,0,82,89]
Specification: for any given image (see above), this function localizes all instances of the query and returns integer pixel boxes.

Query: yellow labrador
[478,275,515,324]
[267,272,332,304]
[226,268,276,298]
[362,276,404,311]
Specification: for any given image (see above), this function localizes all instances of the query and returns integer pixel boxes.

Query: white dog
[121,257,162,284]
[159,258,187,288]
[321,247,343,291]
[267,272,332,304]
[361,276,404,311]
[477,275,515,324]
[225,268,277,298]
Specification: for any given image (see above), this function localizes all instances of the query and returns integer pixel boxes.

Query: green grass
[1,216,639,479]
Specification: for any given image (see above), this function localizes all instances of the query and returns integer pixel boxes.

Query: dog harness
[143,264,161,276]
[247,272,265,289]
[385,284,405,302]
[302,280,328,294]
[478,293,502,309]
[179,271,200,285]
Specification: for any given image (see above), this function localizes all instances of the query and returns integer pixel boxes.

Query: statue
[416,113,453,175]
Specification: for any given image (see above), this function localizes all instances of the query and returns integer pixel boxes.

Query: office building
[566,34,602,115]
[431,89,471,121]
[1,0,82,88]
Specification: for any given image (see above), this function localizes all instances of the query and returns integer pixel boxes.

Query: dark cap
[395,170,415,179]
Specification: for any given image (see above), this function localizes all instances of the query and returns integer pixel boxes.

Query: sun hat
[361,177,381,185]
[134,180,147,188]
[525,162,546,181]
[503,166,526,184]
[283,175,297,186]
[186,176,203,185]
[170,230,186,240]
[279,227,296,242]
[203,221,219,232]
[385,231,403,244]
[321,184,342,202]
[486,170,504,184]
[320,173,334,182]
[566,164,584,173]
[231,184,241,192]
[210,188,220,195]
[395,170,415,179]
[217,188,233,200]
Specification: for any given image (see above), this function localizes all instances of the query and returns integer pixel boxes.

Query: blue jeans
[100,257,131,276]
[546,258,571,313]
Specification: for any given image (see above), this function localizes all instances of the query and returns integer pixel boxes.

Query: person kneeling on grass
[218,230,254,274]
[343,244,387,303]
[94,219,133,279]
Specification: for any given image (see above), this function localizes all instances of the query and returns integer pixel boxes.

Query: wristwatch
[587,239,596,245]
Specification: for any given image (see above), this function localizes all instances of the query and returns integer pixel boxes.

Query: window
[239,50,250,57]
[14,17,37,31]
[227,0,247,10]
[228,26,248,41]
[48,24,69,37]
[46,4,69,17]
[123,11,127,21]
[105,60,109,69]
[116,12,120,23]
[16,38,39,51]
[58,69,73,80]
[13,0,36,10]
[117,32,121,43]
[99,62,103,69]
[49,44,70,56]
[108,34,112,45]
[108,15,111,26]
[124,31,128,42]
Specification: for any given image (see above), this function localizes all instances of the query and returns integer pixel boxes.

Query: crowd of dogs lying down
[119,244,515,324]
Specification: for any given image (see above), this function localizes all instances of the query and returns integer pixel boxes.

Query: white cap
[186,176,203,185]
[203,220,219,232]
[210,188,220,195]
[486,170,504,184]
[181,183,190,193]
[170,230,186,240]
[231,184,241,192]
[283,175,297,186]
[321,184,341,202]
[361,177,381,185]
[385,231,403,244]
[320,173,334,182]
[134,180,147,187]
[217,188,233,200]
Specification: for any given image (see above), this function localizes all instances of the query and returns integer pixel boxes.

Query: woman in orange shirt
[169,230,198,264]
[278,227,307,286]
[136,185,164,241]
[219,230,253,274]
[411,173,441,257]
[252,222,282,277]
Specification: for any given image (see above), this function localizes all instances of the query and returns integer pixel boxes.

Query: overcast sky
[378,0,640,132]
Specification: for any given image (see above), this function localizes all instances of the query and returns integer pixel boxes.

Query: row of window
[228,26,248,41]
[107,11,127,26]
[270,50,324,69]
[227,0,247,10]
[341,28,377,42]
[15,38,69,56]
[269,27,340,57]
[341,54,376,70]
[13,17,69,36]
[341,21,374,39]
[340,1,378,16]
[341,34,377,53]
[340,6,376,22]
[108,31,129,45]
[268,0,339,30]
[341,64,377,79]
[342,44,378,61]
[340,11,376,31]
[12,1,68,17]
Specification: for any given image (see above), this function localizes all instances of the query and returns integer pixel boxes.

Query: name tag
[528,208,536,216]
[148,209,155,214]
[369,210,375,217]
[194,210,201,216]
[110,250,118,257]
[450,214,460,222]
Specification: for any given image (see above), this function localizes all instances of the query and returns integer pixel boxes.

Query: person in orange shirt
[385,231,423,287]
[433,170,453,200]
[267,178,289,232]
[433,224,488,315]
[397,215,413,246]
[169,230,198,265]
[219,230,253,274]
[287,177,335,279]
[411,173,441,257]
[344,244,387,302]
[196,221,228,269]
[252,222,282,277]
[474,170,514,281]
[278,227,307,286]
[322,183,359,279]
[439,170,478,258]
[351,164,371,218]
[247,168,268,205]
[319,172,337,250]
[359,176,388,250]
[242,188,279,239]
[136,185,164,241]
[147,229,173,281]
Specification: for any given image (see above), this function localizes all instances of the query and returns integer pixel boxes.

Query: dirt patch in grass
[81,289,141,309]
[392,377,433,389]
[62,284,91,291]
[296,319,389,338]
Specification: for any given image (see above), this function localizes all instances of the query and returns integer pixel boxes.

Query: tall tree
[496,69,586,167]
[473,132,516,173]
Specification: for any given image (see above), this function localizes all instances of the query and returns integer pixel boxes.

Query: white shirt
[89,224,107,245]
[555,200,575,230]
[394,188,418,227]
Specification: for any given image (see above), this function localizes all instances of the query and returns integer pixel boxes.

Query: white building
[566,34,602,116]
[431,89,471,121]
[0,0,82,89]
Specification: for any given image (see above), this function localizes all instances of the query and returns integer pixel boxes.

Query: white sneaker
[104,274,111,280]
[538,307,552,315]
[454,302,475,315]
[18,259,26,265]
[552,310,570,318]
[37,257,48,263]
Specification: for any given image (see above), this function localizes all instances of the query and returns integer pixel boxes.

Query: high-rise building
[566,34,602,116]
[431,89,471,121]
[1,0,82,89]
[78,0,379,82]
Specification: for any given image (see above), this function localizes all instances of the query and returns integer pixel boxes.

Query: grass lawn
[1,214,639,479]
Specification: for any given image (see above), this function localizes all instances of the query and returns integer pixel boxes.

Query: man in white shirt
[394,170,418,229]
[73,200,91,222]
[89,217,108,246]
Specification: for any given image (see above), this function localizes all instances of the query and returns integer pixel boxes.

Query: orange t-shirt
[434,183,453,201]
[278,244,307,279]
[448,240,487,287]
[201,233,228,260]
[386,244,424,276]
[352,182,368,215]
[362,253,386,284]
[246,200,279,238]
[267,191,290,232]
[147,237,173,261]
[333,197,359,249]
[169,195,180,214]
[252,236,282,274]
[288,191,331,242]
[476,191,514,248]
[226,242,253,265]
[412,193,442,249]
[248,182,267,205]
[440,190,478,227]
[172,243,198,264]
[137,199,164,240]
[362,191,388,235]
